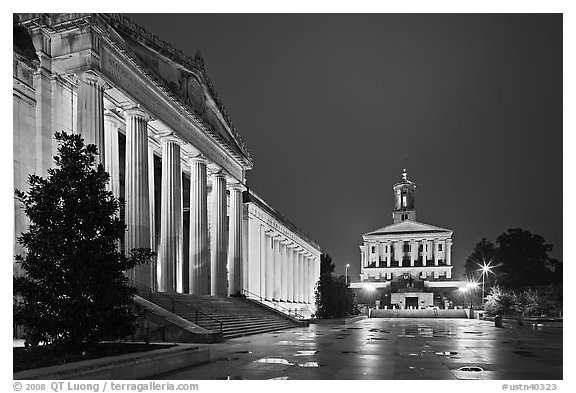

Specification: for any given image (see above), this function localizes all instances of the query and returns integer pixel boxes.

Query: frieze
[100,44,242,180]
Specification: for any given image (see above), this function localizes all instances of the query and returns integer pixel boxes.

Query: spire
[402,168,408,182]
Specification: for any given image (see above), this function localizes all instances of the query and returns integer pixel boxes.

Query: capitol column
[434,239,439,267]
[446,240,452,266]
[124,107,151,286]
[302,254,308,303]
[421,240,427,267]
[158,134,182,293]
[410,240,416,267]
[386,242,391,267]
[189,155,209,295]
[210,169,228,296]
[228,182,244,295]
[77,73,105,165]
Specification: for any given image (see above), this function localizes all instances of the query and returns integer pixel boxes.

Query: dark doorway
[405,297,418,309]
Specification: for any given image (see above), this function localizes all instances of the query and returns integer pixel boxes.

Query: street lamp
[345,264,350,286]
[477,261,493,307]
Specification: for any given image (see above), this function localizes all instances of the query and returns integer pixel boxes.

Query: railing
[128,278,224,334]
[241,288,305,320]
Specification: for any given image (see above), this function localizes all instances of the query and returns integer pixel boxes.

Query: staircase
[139,291,303,339]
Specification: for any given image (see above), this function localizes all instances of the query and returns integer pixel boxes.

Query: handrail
[128,278,223,334]
[240,288,305,320]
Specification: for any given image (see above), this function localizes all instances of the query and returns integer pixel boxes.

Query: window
[403,242,410,253]
[439,244,443,251]
[371,246,375,253]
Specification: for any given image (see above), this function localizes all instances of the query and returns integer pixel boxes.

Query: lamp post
[479,261,493,307]
[345,264,350,286]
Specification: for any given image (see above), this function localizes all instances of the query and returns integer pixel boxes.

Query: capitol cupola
[392,168,416,223]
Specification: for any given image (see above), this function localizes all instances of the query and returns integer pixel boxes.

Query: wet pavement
[157,318,562,380]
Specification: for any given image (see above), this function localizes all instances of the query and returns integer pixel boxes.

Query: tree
[320,253,335,275]
[484,286,521,316]
[14,132,154,349]
[496,228,554,289]
[314,254,355,318]
[464,237,498,283]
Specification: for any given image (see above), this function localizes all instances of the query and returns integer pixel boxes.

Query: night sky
[127,14,563,281]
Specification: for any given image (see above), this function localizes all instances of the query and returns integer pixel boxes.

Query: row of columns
[76,72,244,296]
[258,229,317,304]
[364,238,452,268]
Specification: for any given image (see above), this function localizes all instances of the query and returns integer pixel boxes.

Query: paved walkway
[158,318,562,380]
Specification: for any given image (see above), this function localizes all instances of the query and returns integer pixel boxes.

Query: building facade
[13,14,320,307]
[351,169,462,309]
[243,191,321,316]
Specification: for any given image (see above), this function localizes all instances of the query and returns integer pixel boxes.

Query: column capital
[157,132,182,145]
[123,105,151,122]
[77,71,110,89]
[227,181,247,192]
[208,166,227,179]
[189,153,208,165]
[103,109,124,127]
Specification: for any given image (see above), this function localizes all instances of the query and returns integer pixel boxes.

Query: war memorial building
[351,169,463,309]
[13,13,321,320]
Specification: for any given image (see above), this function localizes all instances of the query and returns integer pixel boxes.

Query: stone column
[446,239,452,266]
[410,240,416,267]
[308,255,315,303]
[124,107,151,286]
[265,232,274,300]
[148,144,157,289]
[298,251,306,303]
[287,244,294,302]
[103,110,121,197]
[294,250,300,303]
[227,183,244,295]
[273,237,282,300]
[421,240,427,267]
[395,241,402,267]
[434,239,439,266]
[189,155,209,295]
[260,226,267,299]
[147,146,156,251]
[280,241,288,301]
[386,242,391,267]
[77,73,105,165]
[305,255,311,303]
[158,135,182,293]
[210,169,228,296]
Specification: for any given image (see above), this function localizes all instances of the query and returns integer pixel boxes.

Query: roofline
[364,229,452,237]
[244,190,321,252]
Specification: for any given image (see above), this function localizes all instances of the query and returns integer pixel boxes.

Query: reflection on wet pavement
[256,357,293,365]
[159,318,562,380]
[298,362,320,368]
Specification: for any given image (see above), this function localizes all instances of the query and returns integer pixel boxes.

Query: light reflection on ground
[158,318,562,380]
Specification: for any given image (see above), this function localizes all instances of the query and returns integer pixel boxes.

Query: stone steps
[140,292,301,339]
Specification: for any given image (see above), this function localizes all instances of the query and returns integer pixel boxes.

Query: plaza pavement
[156,318,562,380]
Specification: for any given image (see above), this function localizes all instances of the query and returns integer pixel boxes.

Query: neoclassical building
[13,14,320,311]
[351,169,461,309]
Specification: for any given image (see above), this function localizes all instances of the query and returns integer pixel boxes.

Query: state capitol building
[351,169,463,309]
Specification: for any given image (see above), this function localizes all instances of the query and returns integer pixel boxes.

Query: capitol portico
[13,14,320,313]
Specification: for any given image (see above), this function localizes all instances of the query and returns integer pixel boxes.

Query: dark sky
[127,14,563,280]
